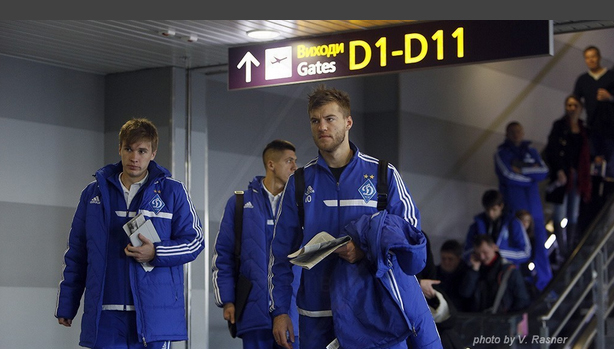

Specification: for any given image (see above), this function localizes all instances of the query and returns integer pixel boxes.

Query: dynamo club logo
[359,176,376,203]
[150,194,166,214]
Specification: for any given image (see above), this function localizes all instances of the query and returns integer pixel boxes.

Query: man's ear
[346,115,353,130]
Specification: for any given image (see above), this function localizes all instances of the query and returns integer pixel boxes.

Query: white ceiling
[1,20,613,76]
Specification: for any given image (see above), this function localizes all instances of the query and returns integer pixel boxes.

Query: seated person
[463,189,532,267]
[436,239,471,312]
[460,234,531,313]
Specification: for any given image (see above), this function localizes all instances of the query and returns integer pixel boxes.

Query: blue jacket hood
[346,211,427,277]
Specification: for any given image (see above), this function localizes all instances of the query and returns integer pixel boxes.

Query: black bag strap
[233,190,244,276]
[294,167,305,228]
[294,159,389,228]
[377,159,389,211]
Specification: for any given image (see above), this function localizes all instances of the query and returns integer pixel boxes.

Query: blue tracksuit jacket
[331,210,442,349]
[463,212,532,266]
[211,176,300,337]
[55,161,204,347]
[495,139,552,290]
[269,142,422,333]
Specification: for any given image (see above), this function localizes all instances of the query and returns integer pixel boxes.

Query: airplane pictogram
[271,56,287,64]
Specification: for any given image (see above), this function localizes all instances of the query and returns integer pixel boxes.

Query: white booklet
[123,212,161,272]
[288,231,351,270]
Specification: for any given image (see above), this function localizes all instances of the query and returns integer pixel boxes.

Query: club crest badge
[150,194,165,214]
[359,175,376,203]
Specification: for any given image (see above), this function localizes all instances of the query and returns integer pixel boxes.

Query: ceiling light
[158,29,176,37]
[246,29,280,40]
[181,34,198,43]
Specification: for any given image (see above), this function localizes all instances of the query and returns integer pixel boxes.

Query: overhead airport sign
[228,20,552,90]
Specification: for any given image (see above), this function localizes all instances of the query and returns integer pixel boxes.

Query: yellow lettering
[297,45,307,59]
[404,33,427,64]
[349,40,372,70]
[432,30,444,60]
[375,37,387,67]
[452,27,464,58]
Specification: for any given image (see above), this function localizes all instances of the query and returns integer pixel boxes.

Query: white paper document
[123,213,161,271]
[288,231,351,270]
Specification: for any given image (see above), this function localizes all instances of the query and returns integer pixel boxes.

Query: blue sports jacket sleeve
[211,195,238,307]
[385,163,421,230]
[269,175,303,317]
[519,148,549,181]
[150,179,204,267]
[55,185,92,320]
[498,218,532,265]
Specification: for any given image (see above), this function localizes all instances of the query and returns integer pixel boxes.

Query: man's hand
[334,241,364,263]
[556,169,567,186]
[272,314,295,349]
[420,279,441,299]
[223,303,235,324]
[124,234,156,263]
[512,165,522,174]
[469,252,481,271]
[58,318,72,327]
[596,88,613,102]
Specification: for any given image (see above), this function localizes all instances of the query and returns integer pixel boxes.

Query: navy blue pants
[93,311,170,349]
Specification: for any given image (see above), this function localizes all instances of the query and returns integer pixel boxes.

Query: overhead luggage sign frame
[228,20,553,91]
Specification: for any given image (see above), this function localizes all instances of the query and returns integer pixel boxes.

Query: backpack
[294,159,389,227]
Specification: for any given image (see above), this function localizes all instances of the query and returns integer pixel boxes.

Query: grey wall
[0,55,105,347]
[1,27,614,349]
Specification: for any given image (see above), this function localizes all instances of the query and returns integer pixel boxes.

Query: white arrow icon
[237,52,260,83]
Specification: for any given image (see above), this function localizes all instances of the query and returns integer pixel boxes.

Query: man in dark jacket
[212,139,301,348]
[460,234,531,314]
[55,118,205,348]
[573,46,614,233]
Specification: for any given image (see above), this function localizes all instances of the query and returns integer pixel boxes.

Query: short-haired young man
[269,85,441,349]
[212,139,301,348]
[55,118,205,348]
[463,189,532,267]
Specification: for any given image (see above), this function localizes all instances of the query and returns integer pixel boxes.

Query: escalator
[452,194,614,349]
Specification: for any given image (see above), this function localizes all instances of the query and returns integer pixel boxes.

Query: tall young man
[55,118,204,348]
[212,139,301,348]
[269,85,441,349]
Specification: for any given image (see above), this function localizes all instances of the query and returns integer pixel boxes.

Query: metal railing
[454,194,614,349]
